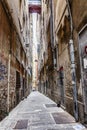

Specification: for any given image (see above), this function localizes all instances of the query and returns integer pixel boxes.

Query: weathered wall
[0,1,30,120]
[53,0,87,122]
[72,0,87,98]
[40,0,87,123]
[0,2,10,119]
[72,0,87,122]
[44,0,87,123]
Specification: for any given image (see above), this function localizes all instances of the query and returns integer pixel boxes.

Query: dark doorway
[59,66,65,107]
[16,71,21,104]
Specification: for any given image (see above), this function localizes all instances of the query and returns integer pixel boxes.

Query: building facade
[0,0,30,120]
[39,0,87,123]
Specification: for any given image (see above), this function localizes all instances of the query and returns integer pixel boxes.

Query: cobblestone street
[0,91,86,130]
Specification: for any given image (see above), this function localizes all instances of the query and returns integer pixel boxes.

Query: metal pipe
[66,0,73,38]
[49,0,54,49]
[7,25,12,114]
[7,53,11,113]
[49,0,56,69]
[66,0,78,121]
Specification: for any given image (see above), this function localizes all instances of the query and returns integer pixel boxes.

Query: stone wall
[0,1,29,120]
[39,0,87,123]
[0,2,10,120]
[72,0,87,122]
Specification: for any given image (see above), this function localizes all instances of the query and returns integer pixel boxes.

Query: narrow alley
[0,0,87,129]
[0,91,86,130]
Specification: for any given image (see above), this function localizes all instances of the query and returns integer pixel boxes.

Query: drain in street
[14,120,28,129]
[52,112,75,124]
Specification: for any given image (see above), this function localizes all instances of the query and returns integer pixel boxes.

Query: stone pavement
[0,91,86,130]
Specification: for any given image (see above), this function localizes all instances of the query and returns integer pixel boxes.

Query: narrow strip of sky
[28,0,41,5]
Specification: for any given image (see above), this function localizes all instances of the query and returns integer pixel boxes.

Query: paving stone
[48,129,74,130]
[0,92,86,130]
[45,104,57,108]
[52,112,75,124]
[13,120,28,129]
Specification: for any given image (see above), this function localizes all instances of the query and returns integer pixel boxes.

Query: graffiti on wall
[0,62,7,81]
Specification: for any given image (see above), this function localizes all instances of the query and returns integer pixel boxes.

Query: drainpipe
[66,0,78,121]
[7,26,12,114]
[49,0,54,49]
[7,52,11,114]
[49,0,55,68]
